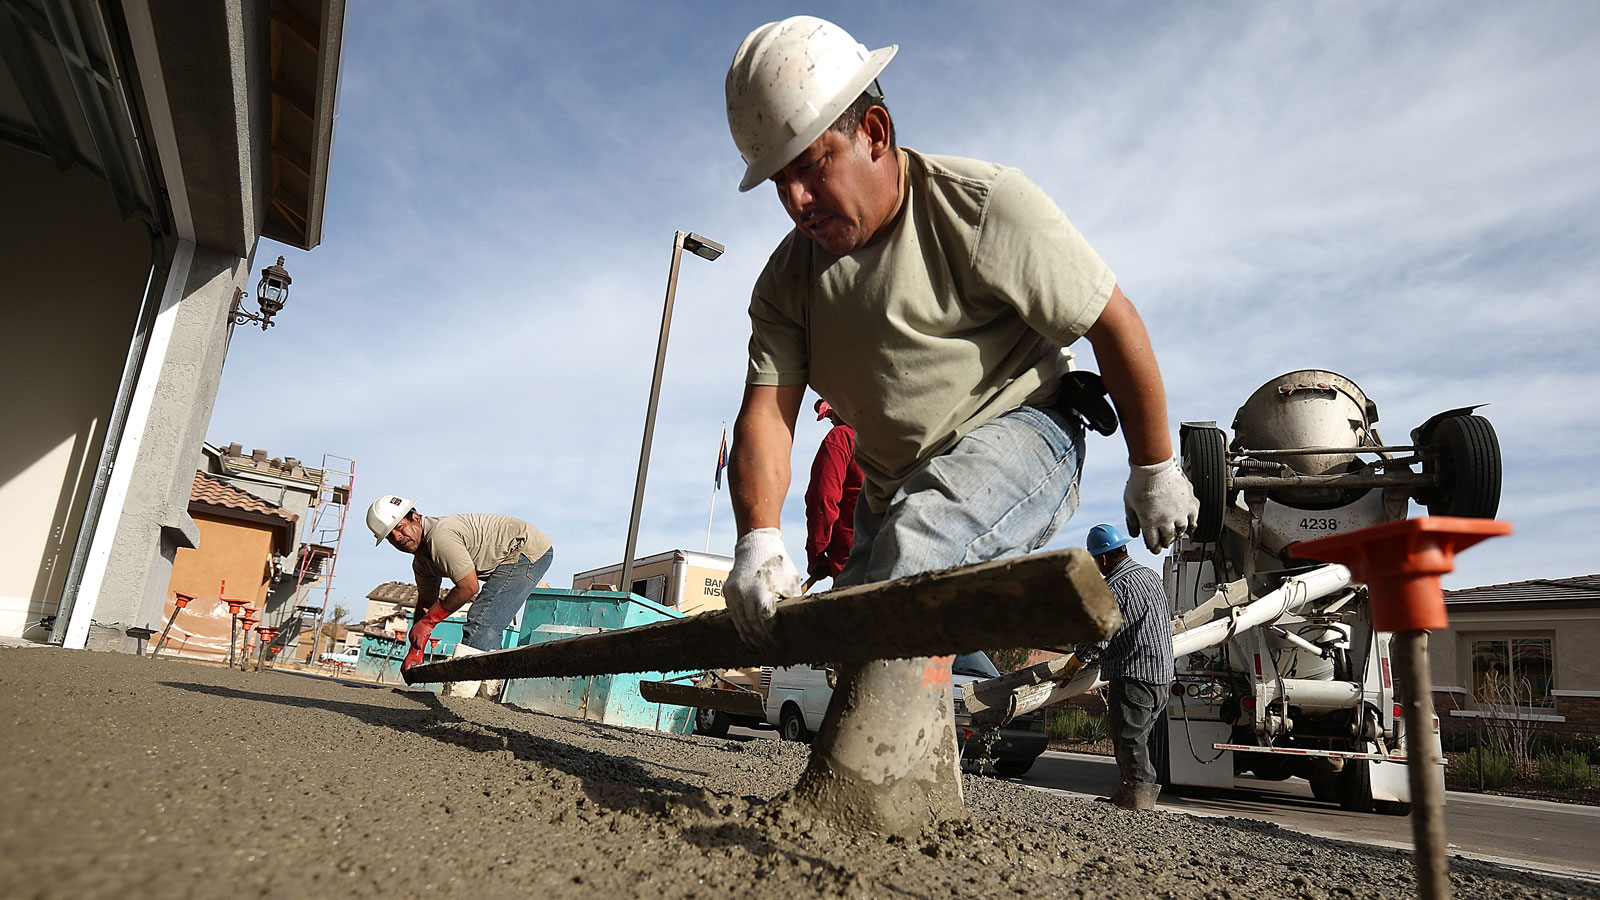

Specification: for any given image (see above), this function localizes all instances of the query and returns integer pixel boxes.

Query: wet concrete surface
[2,645,1594,899]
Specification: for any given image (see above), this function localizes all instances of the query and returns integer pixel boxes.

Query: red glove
[401,602,450,680]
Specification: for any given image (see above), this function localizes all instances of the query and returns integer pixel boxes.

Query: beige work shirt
[746,148,1116,512]
[412,513,552,592]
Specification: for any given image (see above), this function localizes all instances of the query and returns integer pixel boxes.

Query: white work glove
[1124,457,1200,554]
[724,527,803,648]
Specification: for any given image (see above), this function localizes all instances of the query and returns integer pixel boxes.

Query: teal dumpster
[500,588,694,734]
[355,615,468,686]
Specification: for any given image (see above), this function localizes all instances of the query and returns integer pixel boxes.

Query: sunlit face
[386,513,423,553]
[769,124,894,256]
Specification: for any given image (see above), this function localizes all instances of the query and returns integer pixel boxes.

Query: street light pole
[621,230,723,595]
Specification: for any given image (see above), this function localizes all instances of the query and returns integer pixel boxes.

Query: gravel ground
[1,645,1591,900]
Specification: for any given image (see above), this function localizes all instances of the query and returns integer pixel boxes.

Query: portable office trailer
[571,550,733,616]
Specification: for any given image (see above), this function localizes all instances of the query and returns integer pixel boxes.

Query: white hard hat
[726,16,897,192]
[366,494,417,545]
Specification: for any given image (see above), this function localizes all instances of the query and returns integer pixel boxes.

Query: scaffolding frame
[290,453,354,664]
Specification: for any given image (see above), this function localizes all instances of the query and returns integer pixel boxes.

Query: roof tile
[189,472,297,525]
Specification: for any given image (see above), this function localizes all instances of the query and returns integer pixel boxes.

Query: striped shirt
[1076,557,1174,684]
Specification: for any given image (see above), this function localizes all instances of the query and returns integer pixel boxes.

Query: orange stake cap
[1292,517,1512,632]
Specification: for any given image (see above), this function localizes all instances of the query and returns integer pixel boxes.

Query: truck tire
[1182,427,1228,543]
[780,704,812,743]
[1423,414,1501,518]
[1336,758,1375,812]
[694,706,731,738]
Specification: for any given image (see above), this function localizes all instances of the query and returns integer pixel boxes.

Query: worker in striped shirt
[1076,523,1175,810]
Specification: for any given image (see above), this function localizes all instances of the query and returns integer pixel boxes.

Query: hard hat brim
[737,44,897,192]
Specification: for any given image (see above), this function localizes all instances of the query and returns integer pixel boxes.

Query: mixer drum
[1231,370,1378,477]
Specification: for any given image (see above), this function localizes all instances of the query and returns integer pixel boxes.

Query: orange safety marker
[1294,515,1511,900]
[150,591,196,659]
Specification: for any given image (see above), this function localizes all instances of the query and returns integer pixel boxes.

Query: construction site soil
[1,645,1591,900]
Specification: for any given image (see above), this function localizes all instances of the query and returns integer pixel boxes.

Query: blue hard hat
[1086,523,1133,557]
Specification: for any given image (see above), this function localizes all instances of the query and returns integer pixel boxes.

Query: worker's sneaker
[788,656,964,837]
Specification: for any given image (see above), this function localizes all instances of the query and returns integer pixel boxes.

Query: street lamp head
[683,233,724,261]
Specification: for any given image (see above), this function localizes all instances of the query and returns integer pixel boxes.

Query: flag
[714,423,728,490]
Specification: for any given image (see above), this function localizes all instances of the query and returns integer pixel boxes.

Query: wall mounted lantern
[231,256,293,330]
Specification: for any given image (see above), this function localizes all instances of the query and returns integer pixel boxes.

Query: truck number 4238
[1299,518,1338,531]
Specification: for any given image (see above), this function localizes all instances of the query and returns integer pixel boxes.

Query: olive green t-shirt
[412,513,553,592]
[746,148,1116,512]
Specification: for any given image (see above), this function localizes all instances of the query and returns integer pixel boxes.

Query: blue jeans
[836,405,1084,589]
[462,549,552,651]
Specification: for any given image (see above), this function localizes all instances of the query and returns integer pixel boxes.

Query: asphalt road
[1022,749,1600,884]
[728,725,1598,885]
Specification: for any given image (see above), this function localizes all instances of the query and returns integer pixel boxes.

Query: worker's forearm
[730,427,793,534]
[438,581,478,614]
[414,585,440,620]
[730,386,802,535]
[1088,287,1174,466]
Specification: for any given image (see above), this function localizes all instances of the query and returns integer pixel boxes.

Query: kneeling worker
[1075,523,1175,809]
[367,494,553,697]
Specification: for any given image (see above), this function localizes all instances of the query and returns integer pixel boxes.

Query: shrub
[1528,729,1566,760]
[1049,708,1086,742]
[1538,751,1595,790]
[1047,707,1110,744]
[1454,747,1515,790]
[1439,727,1476,754]
[1571,734,1600,766]
[988,648,1032,673]
[1075,713,1110,744]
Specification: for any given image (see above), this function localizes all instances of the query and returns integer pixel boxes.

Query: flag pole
[707,421,726,551]
[705,491,715,552]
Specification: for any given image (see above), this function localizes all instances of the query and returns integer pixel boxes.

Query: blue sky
[209,1,1600,621]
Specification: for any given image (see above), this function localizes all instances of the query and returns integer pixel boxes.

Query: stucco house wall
[161,513,281,662]
[1428,577,1600,731]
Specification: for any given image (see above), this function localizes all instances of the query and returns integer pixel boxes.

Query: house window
[1471,637,1554,708]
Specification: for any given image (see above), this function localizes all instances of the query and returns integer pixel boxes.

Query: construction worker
[1076,523,1175,810]
[366,495,553,698]
[804,399,863,586]
[719,16,1198,833]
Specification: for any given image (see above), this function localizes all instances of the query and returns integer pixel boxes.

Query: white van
[763,652,1050,776]
[763,663,833,742]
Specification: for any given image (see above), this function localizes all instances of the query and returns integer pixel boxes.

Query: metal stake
[1392,630,1449,900]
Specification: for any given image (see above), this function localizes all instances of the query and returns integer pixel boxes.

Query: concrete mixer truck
[960,369,1502,814]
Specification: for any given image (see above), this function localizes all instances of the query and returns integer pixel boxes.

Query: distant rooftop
[190,473,297,524]
[367,581,419,605]
[188,473,298,555]
[1445,573,1600,608]
[207,442,324,485]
